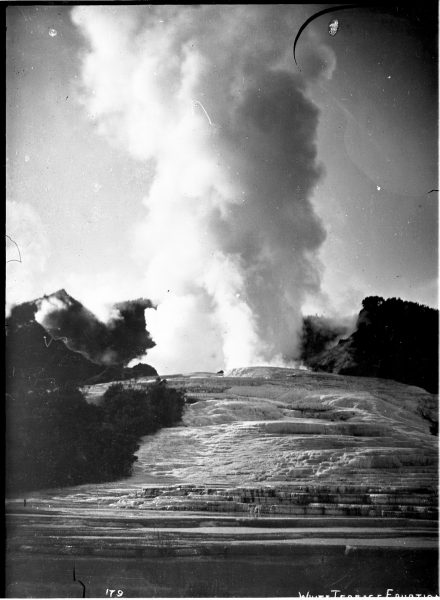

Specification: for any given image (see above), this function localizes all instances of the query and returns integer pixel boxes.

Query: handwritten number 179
[106,590,123,597]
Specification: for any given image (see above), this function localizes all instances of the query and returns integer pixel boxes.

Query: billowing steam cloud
[36,289,155,365]
[71,5,333,372]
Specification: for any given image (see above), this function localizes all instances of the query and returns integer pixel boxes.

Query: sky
[6,4,438,373]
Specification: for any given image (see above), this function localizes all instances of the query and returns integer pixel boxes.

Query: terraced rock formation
[6,367,438,597]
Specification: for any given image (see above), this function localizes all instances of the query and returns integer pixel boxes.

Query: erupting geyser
[72,5,335,373]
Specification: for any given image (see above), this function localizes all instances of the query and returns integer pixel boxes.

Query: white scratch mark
[44,335,69,348]
[6,234,22,264]
[193,100,213,126]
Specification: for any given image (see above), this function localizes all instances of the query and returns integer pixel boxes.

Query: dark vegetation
[7,383,138,492]
[6,381,185,494]
[101,382,185,435]
[85,362,157,385]
[5,295,184,494]
[307,296,439,394]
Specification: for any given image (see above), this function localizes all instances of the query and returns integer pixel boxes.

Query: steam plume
[72,5,332,372]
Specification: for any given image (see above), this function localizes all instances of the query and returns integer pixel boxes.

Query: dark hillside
[5,295,167,494]
[35,289,155,366]
[6,296,157,390]
[6,302,103,389]
[307,296,438,393]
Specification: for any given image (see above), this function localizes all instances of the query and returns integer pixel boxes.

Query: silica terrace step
[104,484,438,519]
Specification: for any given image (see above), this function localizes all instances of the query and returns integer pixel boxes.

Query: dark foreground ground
[6,547,438,597]
[5,503,439,597]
